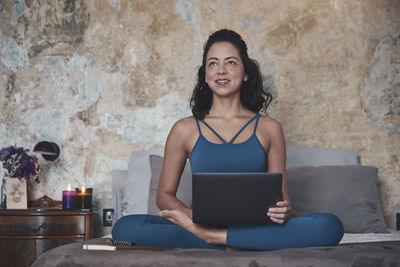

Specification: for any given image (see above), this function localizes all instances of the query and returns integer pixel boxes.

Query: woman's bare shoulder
[172,116,196,130]
[257,115,284,137]
[169,116,197,138]
[166,116,198,155]
[258,115,282,128]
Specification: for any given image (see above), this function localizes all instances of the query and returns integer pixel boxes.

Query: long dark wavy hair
[190,29,273,119]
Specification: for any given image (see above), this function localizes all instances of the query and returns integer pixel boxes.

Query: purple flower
[0,145,41,183]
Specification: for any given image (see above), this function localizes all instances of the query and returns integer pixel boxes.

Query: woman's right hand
[267,200,291,224]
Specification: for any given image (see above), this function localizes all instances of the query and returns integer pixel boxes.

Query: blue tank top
[190,113,267,173]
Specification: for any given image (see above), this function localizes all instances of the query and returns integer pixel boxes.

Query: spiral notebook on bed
[82,239,172,251]
[192,172,282,224]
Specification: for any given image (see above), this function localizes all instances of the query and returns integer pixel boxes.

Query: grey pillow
[148,155,192,215]
[286,146,360,167]
[123,148,164,216]
[111,170,128,224]
[287,165,389,233]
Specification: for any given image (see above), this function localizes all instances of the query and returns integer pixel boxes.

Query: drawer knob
[25,223,47,232]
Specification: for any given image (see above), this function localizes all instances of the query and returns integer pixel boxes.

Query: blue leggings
[112,212,344,251]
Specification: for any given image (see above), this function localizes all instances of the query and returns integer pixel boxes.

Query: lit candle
[62,184,76,210]
[75,186,93,210]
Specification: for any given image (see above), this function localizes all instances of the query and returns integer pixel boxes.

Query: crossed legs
[112,212,344,251]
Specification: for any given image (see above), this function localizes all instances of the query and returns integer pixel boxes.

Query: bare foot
[158,209,227,245]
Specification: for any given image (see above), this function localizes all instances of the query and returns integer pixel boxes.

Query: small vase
[0,178,6,209]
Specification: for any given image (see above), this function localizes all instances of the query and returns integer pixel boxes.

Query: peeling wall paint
[361,32,400,133]
[1,0,399,236]
[175,0,193,22]
[123,91,191,146]
[11,0,28,25]
[3,38,30,71]
[108,0,121,11]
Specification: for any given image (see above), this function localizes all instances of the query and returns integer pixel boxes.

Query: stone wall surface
[0,0,399,235]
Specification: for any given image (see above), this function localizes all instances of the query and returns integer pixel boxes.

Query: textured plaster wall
[0,0,399,235]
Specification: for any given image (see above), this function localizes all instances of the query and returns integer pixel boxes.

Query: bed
[32,146,400,267]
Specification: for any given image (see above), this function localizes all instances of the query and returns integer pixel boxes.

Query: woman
[112,29,344,250]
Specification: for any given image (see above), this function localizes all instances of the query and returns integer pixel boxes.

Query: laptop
[192,172,282,225]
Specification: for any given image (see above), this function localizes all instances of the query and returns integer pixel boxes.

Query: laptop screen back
[192,172,282,224]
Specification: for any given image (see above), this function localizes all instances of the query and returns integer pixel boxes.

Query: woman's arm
[156,118,194,218]
[260,117,291,224]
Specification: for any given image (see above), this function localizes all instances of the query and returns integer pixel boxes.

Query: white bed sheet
[339,229,400,244]
[103,230,400,244]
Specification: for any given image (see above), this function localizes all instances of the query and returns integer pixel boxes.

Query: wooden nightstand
[0,209,93,267]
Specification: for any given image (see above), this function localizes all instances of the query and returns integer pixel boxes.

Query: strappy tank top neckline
[195,113,260,145]
[190,113,267,173]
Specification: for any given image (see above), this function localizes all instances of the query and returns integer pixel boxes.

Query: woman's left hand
[267,200,291,224]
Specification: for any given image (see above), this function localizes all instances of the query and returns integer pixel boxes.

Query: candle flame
[82,186,86,193]
[67,184,71,191]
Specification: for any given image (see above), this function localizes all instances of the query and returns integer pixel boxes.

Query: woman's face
[205,41,248,98]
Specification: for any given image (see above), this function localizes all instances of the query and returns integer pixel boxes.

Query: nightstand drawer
[0,210,93,267]
[0,215,85,236]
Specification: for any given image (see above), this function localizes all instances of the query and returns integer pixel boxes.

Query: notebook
[82,239,171,251]
[192,172,282,224]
